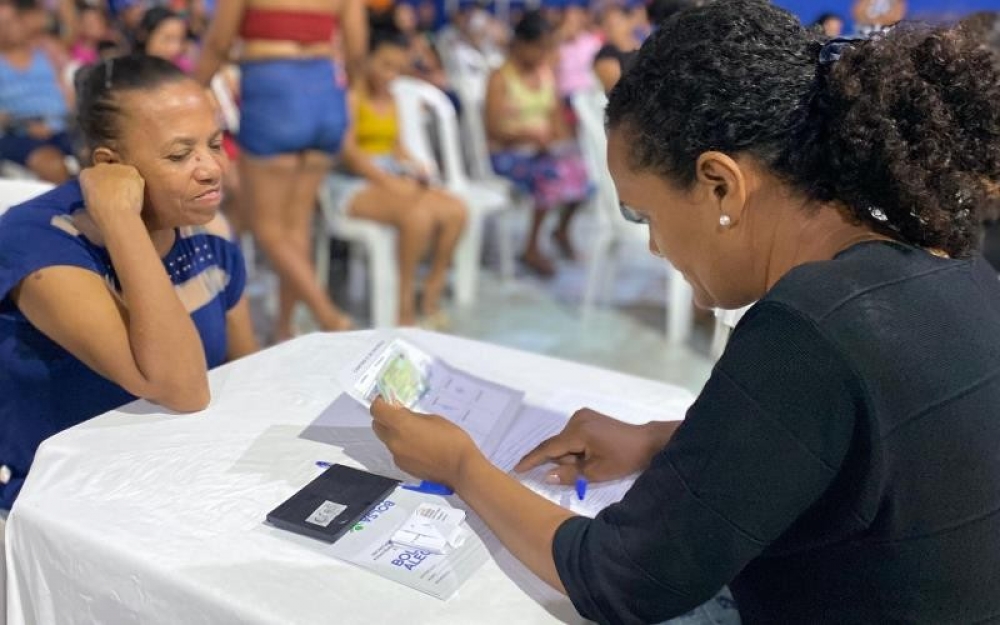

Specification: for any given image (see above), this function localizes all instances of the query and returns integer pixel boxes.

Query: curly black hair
[960,11,1000,69]
[607,0,1000,258]
[513,10,553,43]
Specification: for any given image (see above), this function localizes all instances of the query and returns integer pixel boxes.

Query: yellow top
[497,62,556,139]
[353,92,398,157]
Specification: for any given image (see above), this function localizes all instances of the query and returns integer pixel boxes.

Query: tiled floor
[248,209,716,396]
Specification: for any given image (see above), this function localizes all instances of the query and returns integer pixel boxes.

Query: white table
[5,330,694,625]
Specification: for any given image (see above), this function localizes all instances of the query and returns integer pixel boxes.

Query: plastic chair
[571,87,695,346]
[0,179,55,216]
[314,195,400,328]
[0,161,37,180]
[438,39,529,280]
[389,76,515,304]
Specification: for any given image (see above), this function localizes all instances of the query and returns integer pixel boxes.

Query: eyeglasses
[619,202,648,225]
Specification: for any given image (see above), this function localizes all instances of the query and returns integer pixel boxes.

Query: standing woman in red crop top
[195,0,366,339]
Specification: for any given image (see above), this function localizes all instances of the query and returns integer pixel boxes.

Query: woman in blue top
[0,54,258,510]
[0,0,74,183]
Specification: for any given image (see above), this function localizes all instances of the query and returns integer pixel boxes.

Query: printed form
[306,335,661,598]
[341,337,524,458]
[325,487,493,600]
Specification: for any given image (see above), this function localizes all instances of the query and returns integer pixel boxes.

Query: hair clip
[868,206,889,222]
[819,38,857,65]
[818,31,883,66]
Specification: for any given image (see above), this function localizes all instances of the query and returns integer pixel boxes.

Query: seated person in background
[593,0,696,93]
[19,0,71,74]
[389,2,449,91]
[0,0,74,182]
[0,55,258,510]
[554,0,602,100]
[135,7,194,73]
[107,0,148,47]
[60,1,116,91]
[592,0,639,93]
[68,2,112,67]
[625,0,649,42]
[486,10,590,276]
[330,29,467,328]
[438,0,508,72]
[415,0,437,32]
[814,11,845,38]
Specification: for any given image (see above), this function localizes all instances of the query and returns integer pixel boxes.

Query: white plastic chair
[0,161,37,180]
[438,38,529,281]
[571,87,695,346]
[390,76,515,304]
[314,195,400,328]
[0,179,55,215]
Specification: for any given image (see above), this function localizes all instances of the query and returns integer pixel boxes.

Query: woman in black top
[369,1,1000,623]
[592,2,638,92]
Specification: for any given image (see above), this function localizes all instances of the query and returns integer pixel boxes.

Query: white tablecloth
[5,330,694,625]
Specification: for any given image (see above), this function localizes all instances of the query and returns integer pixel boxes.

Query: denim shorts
[238,58,348,157]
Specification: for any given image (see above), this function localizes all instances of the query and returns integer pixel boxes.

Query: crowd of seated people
[3,0,998,285]
[331,27,468,328]
[0,0,684,321]
[0,0,76,183]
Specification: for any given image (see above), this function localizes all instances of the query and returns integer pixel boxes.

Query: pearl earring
[719,214,732,227]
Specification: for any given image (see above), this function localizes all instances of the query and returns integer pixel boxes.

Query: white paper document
[308,336,653,598]
[326,488,490,600]
[490,405,636,517]
[339,337,524,456]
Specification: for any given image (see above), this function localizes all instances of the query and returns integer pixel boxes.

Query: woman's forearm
[102,213,209,410]
[454,452,575,594]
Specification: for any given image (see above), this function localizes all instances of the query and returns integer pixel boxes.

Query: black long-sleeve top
[553,241,1000,624]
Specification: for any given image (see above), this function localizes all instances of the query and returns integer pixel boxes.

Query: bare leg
[241,152,349,340]
[349,183,436,326]
[281,150,351,334]
[26,146,70,184]
[523,208,555,277]
[553,201,582,261]
[420,190,467,316]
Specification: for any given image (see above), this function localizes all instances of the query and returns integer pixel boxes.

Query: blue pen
[575,476,588,501]
[401,481,454,496]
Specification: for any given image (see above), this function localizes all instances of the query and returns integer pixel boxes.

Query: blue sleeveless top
[0,49,68,133]
[0,181,246,508]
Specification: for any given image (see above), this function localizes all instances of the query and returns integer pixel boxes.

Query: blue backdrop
[775,0,998,26]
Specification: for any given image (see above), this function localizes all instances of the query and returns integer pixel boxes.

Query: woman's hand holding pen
[515,409,682,485]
